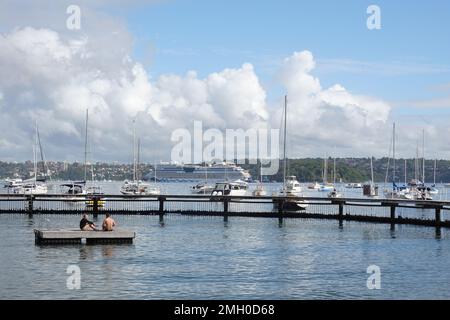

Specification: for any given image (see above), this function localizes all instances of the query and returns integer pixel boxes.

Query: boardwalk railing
[1,194,450,229]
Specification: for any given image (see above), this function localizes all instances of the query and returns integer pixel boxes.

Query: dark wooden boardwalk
[1,194,450,230]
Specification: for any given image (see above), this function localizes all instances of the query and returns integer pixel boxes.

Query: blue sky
[1,0,450,161]
[117,0,450,104]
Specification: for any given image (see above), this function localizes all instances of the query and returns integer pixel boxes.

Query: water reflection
[102,245,115,258]
[2,213,450,299]
[79,246,95,261]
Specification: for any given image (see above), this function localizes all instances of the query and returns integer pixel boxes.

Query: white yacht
[211,181,248,196]
[191,182,215,195]
[252,183,267,197]
[4,178,23,188]
[363,157,379,198]
[60,182,87,201]
[307,182,321,190]
[121,180,160,196]
[252,162,267,196]
[13,122,48,195]
[13,182,48,195]
[345,183,362,189]
[121,121,160,196]
[283,176,302,195]
[327,188,343,199]
[273,96,308,211]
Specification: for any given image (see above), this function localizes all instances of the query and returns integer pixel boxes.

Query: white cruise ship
[143,162,251,182]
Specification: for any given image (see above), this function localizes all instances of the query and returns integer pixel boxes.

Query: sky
[0,0,450,163]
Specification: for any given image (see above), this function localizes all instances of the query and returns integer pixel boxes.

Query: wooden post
[435,206,441,227]
[390,205,396,230]
[278,199,284,225]
[390,205,396,220]
[223,197,229,222]
[338,201,344,228]
[27,195,34,214]
[159,196,165,224]
[92,196,99,218]
[338,201,344,218]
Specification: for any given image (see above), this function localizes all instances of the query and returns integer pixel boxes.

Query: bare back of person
[102,216,116,231]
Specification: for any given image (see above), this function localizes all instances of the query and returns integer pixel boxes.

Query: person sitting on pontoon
[102,213,116,231]
[80,214,97,231]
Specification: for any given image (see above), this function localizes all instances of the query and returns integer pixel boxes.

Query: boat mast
[132,120,136,182]
[404,159,407,185]
[260,161,263,183]
[434,159,437,185]
[137,137,140,184]
[282,95,287,193]
[422,129,425,184]
[34,121,38,185]
[84,109,89,183]
[333,156,336,184]
[370,156,374,185]
[415,141,419,181]
[36,125,46,180]
[392,122,396,184]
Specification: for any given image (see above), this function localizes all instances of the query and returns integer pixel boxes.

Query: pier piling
[27,195,34,213]
[159,196,165,224]
[223,198,229,222]
[435,206,442,227]
[3,194,450,230]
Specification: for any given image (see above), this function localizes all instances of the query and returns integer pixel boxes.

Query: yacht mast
[282,95,287,193]
[36,125,46,180]
[84,109,89,183]
[132,120,137,182]
[422,129,425,184]
[34,121,38,184]
[415,141,419,181]
[392,122,396,184]
[137,137,141,183]
[404,159,407,185]
[434,159,437,185]
[333,156,336,184]
[370,156,374,185]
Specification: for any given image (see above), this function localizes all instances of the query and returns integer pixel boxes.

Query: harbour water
[1,182,450,299]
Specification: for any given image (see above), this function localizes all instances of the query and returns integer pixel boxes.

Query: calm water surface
[1,182,450,299]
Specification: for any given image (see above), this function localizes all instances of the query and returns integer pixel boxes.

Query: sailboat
[327,155,343,198]
[429,159,439,194]
[383,123,414,200]
[319,156,334,192]
[252,161,267,196]
[363,157,379,198]
[61,110,89,200]
[191,163,215,194]
[307,182,321,190]
[120,122,160,196]
[13,122,48,195]
[273,95,308,210]
[413,130,433,200]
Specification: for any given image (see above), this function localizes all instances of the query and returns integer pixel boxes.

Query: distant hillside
[242,158,450,183]
[1,158,450,183]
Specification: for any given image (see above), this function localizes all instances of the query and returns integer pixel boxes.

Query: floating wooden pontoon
[34,228,135,245]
